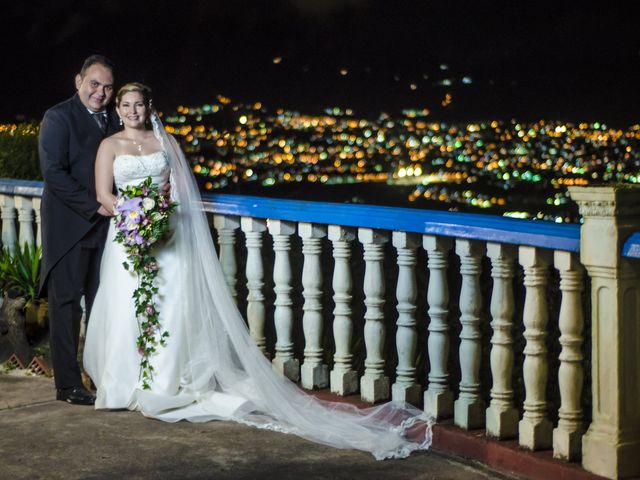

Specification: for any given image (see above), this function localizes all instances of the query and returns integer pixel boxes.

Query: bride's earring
[119,117,123,126]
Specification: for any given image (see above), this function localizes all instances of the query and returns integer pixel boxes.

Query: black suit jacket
[38,94,120,295]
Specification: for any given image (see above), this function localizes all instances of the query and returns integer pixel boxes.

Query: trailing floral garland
[113,176,178,389]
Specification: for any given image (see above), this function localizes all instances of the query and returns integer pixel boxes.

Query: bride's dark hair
[116,82,152,108]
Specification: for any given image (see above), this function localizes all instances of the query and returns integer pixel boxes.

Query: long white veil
[146,112,433,460]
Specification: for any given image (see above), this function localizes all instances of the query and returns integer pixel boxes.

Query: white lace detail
[114,151,170,188]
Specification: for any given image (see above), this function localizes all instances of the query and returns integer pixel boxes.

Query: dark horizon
[3,1,640,127]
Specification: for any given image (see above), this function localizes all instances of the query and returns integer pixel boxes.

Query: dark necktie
[92,112,107,133]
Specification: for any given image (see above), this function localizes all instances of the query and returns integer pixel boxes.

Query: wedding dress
[83,117,433,460]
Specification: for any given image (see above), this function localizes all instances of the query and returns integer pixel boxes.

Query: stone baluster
[391,231,421,405]
[569,185,640,479]
[14,196,34,248]
[32,197,42,247]
[268,219,299,381]
[241,217,268,356]
[213,215,240,303]
[0,194,17,252]
[518,246,552,450]
[299,222,328,389]
[485,243,519,439]
[552,250,585,461]
[359,228,390,403]
[423,235,454,419]
[454,239,486,429]
[329,225,358,396]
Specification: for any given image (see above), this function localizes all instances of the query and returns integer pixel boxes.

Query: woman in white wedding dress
[84,82,433,460]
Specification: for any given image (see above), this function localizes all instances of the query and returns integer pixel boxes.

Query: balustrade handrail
[0,177,43,196]
[204,193,581,251]
[621,232,640,258]
[5,177,640,257]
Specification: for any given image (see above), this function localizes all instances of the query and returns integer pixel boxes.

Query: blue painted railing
[0,178,43,197]
[3,177,639,257]
[204,193,581,251]
[622,232,640,258]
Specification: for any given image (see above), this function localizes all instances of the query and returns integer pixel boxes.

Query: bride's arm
[95,139,117,215]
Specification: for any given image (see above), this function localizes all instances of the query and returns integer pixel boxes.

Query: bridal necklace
[128,136,145,153]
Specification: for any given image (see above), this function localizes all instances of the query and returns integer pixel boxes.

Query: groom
[39,55,120,405]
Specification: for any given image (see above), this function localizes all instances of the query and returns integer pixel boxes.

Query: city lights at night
[160,97,640,223]
[2,1,639,223]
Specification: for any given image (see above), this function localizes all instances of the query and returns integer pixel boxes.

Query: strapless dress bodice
[114,151,170,189]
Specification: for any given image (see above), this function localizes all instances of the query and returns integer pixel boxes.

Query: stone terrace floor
[0,372,516,480]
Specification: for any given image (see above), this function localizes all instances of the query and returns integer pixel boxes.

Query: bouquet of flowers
[113,176,179,389]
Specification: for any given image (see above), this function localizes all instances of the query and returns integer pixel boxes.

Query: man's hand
[97,205,112,217]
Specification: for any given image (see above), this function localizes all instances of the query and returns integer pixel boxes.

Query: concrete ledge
[430,421,607,480]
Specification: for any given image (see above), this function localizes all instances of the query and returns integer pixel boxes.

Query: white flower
[142,197,156,211]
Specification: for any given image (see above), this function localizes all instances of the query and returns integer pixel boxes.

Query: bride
[83,82,433,460]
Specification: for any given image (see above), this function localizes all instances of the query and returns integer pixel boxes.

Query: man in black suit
[39,55,120,405]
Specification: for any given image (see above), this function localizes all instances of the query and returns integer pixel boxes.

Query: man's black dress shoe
[56,387,96,405]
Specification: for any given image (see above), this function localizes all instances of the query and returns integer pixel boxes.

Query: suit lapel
[72,94,120,138]
[71,94,104,141]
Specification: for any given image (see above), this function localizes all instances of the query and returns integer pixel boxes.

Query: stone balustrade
[1,178,639,479]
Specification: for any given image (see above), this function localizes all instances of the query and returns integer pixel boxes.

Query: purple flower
[126,210,142,224]
[146,304,155,316]
[117,196,143,213]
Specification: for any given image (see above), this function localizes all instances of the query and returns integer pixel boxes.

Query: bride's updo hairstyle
[116,82,153,109]
[116,82,153,127]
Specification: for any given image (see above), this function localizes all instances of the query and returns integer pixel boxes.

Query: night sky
[2,1,639,126]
